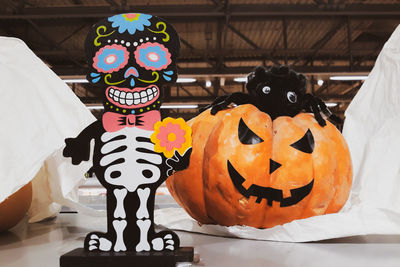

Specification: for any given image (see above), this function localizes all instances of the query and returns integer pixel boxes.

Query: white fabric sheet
[155,25,400,241]
[0,37,99,222]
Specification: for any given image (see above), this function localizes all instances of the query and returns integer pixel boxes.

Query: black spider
[204,65,342,127]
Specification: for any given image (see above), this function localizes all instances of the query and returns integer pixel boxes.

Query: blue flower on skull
[108,13,152,35]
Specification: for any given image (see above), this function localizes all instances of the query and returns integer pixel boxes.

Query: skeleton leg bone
[136,188,150,219]
[136,219,151,252]
[113,219,127,252]
[114,188,127,219]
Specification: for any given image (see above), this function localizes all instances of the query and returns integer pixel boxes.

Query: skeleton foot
[85,232,113,252]
[151,231,180,251]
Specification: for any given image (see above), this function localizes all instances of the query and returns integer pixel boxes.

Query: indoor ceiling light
[160,104,198,109]
[317,79,324,86]
[205,80,212,87]
[330,76,368,81]
[86,105,103,110]
[176,78,196,83]
[326,102,338,107]
[233,77,247,83]
[63,78,89,83]
[220,77,225,86]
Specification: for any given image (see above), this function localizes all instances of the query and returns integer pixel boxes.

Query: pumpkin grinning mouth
[227,160,314,207]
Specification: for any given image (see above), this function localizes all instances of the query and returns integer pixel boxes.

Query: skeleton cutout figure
[63,13,192,253]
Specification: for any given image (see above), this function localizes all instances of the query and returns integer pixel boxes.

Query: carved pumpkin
[167,104,352,228]
[0,182,32,232]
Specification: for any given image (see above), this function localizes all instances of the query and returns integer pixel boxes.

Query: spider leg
[316,97,343,124]
[199,95,229,113]
[303,94,326,127]
[210,92,253,115]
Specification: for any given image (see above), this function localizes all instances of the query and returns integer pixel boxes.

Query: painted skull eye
[262,86,271,95]
[287,91,297,103]
[238,118,264,145]
[290,129,314,153]
[135,42,172,71]
[92,44,129,73]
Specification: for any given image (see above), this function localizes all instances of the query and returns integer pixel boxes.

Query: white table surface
[1,193,400,267]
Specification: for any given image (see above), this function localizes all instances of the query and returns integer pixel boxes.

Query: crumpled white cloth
[0,37,100,223]
[155,24,400,241]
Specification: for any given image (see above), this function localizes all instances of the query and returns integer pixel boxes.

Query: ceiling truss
[1,1,399,122]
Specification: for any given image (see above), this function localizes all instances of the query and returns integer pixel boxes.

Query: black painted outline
[290,129,314,154]
[238,118,264,145]
[227,160,314,206]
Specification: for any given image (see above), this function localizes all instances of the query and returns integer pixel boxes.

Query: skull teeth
[108,87,158,106]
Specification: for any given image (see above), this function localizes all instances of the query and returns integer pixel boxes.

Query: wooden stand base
[60,247,194,267]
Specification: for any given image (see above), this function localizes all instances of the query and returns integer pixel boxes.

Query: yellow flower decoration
[151,117,192,158]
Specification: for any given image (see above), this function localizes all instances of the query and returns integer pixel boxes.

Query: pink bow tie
[102,110,160,132]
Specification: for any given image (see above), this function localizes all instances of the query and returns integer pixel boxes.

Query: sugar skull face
[84,13,180,115]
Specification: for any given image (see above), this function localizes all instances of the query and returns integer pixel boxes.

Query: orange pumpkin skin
[0,182,32,232]
[167,104,352,228]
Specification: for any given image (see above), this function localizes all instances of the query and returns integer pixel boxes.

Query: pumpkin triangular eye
[290,129,314,153]
[238,118,264,145]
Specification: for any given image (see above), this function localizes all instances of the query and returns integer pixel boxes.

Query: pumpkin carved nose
[269,159,282,174]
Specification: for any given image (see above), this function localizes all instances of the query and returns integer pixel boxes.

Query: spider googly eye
[287,91,297,103]
[262,86,271,95]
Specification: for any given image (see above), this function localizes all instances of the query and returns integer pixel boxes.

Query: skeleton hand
[63,121,100,165]
[166,147,192,176]
[63,137,91,165]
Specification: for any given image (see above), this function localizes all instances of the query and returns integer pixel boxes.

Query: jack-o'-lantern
[167,104,352,228]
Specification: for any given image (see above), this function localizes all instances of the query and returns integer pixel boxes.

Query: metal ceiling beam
[39,54,379,69]
[53,65,372,76]
[300,20,345,66]
[194,82,214,96]
[346,16,354,71]
[177,66,372,75]
[36,48,381,58]
[314,81,330,94]
[57,24,87,45]
[103,0,119,8]
[71,0,83,5]
[179,37,195,50]
[177,85,194,97]
[178,37,216,68]
[26,19,84,67]
[341,81,362,96]
[227,24,259,49]
[282,17,288,64]
[1,4,399,20]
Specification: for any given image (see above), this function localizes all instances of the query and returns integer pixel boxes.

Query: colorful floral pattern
[93,44,129,73]
[151,118,192,158]
[108,13,152,35]
[134,43,172,71]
